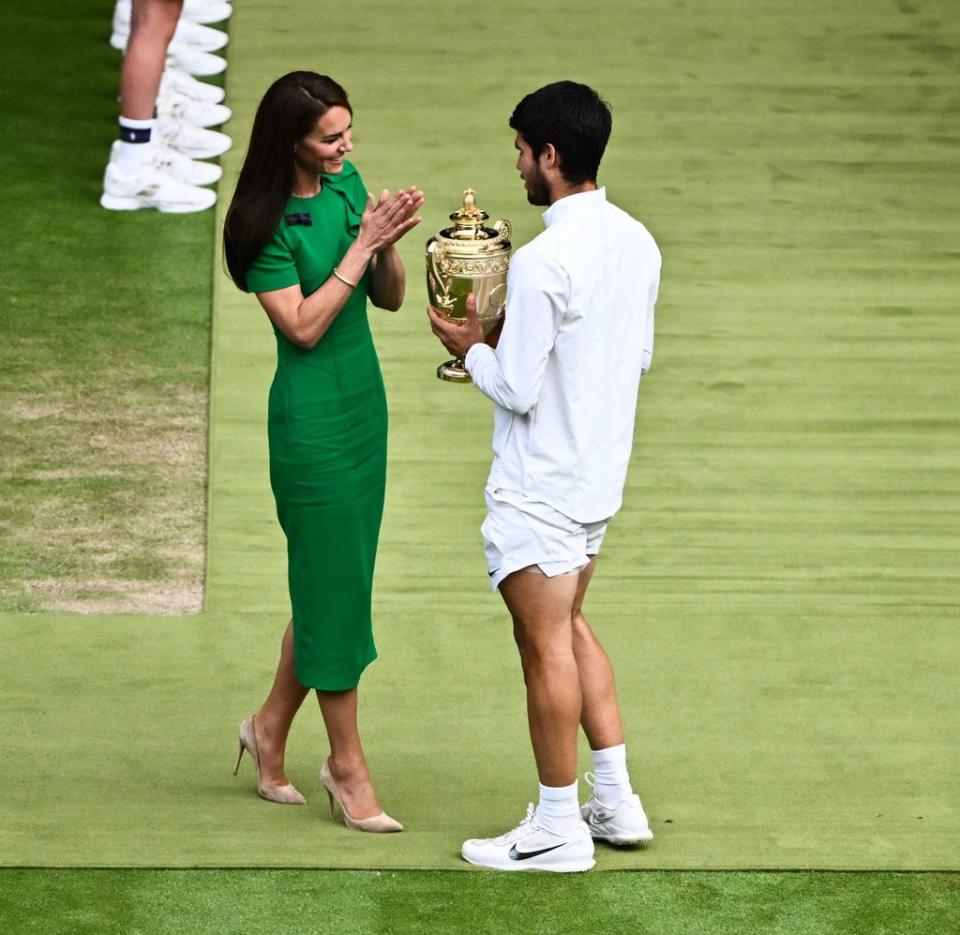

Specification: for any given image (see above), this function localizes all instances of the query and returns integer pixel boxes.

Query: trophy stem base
[437,358,473,383]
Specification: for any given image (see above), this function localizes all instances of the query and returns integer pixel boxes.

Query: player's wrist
[462,340,484,364]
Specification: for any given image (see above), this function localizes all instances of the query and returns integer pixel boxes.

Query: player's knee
[516,632,575,673]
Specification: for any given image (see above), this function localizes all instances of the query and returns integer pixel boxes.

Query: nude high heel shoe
[233,715,306,805]
[319,759,403,833]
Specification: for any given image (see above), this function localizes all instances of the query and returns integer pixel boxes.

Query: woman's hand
[357,186,424,255]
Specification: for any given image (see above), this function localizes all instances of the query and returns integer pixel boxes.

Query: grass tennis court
[1,0,958,930]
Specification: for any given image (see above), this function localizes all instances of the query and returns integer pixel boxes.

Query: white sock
[537,780,581,835]
[115,117,155,174]
[591,743,634,807]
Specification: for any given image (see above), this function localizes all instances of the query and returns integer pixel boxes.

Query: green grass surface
[0,0,212,613]
[207,0,959,869]
[1,0,959,930]
[4,0,959,870]
[2,606,958,869]
[2,870,959,935]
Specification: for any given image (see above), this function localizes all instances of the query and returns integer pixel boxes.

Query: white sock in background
[115,117,155,174]
[537,780,582,835]
[590,742,634,806]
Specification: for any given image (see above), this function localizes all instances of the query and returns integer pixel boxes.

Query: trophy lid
[445,189,497,241]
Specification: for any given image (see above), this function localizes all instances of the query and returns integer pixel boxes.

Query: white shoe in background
[580,772,654,846]
[111,7,228,52]
[181,0,233,24]
[157,94,231,128]
[461,804,596,872]
[166,45,227,77]
[108,140,223,187]
[101,159,217,213]
[157,116,231,159]
[149,141,222,186]
[160,66,225,105]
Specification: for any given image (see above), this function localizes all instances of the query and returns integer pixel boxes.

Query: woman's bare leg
[121,0,183,119]
[253,621,309,786]
[317,688,383,820]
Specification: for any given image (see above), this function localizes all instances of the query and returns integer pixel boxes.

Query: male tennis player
[429,80,661,872]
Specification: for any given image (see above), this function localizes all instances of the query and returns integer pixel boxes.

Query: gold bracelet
[332,267,358,289]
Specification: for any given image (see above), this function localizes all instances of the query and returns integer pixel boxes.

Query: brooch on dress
[285,212,313,226]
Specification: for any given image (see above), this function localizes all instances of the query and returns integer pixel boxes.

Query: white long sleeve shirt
[464,187,660,523]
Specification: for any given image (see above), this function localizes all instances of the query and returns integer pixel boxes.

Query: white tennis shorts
[481,487,610,591]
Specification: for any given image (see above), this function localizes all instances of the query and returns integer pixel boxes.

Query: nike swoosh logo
[508,842,566,861]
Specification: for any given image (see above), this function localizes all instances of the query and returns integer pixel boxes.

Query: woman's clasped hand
[357,186,425,254]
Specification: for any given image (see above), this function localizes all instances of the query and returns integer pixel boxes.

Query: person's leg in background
[101,0,228,212]
[113,0,183,175]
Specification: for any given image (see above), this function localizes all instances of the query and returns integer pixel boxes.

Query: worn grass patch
[1,379,206,613]
[0,0,214,614]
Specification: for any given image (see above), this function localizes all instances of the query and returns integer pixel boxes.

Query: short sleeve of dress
[351,170,368,216]
[335,163,368,238]
[245,229,300,294]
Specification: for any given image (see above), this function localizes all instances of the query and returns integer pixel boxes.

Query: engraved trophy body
[426,189,511,382]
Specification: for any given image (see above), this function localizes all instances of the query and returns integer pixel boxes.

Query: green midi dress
[245,161,385,691]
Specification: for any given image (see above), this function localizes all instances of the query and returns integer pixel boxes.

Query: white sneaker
[166,46,227,77]
[182,0,233,24]
[160,66,225,105]
[108,140,222,186]
[151,142,222,185]
[158,116,231,159]
[461,804,596,873]
[100,160,216,213]
[114,0,232,27]
[580,772,654,846]
[111,10,228,52]
[157,94,231,128]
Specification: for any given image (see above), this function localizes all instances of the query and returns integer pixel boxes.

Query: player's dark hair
[224,71,351,291]
[509,81,612,185]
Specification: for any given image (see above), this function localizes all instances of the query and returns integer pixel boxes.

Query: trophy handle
[428,240,454,311]
[493,218,512,243]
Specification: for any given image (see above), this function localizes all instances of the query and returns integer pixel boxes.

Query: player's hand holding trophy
[426,189,511,382]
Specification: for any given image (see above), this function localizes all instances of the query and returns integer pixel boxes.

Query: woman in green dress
[223,71,423,832]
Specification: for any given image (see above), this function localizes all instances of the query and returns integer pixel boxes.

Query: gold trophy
[426,189,512,382]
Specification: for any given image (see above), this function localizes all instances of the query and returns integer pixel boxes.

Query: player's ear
[540,143,559,170]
